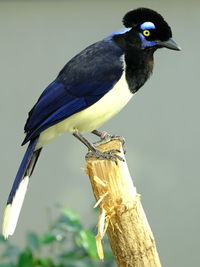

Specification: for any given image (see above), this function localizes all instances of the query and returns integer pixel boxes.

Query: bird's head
[122,8,181,51]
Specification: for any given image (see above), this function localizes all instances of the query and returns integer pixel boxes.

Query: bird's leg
[92,129,126,154]
[73,132,124,163]
[92,129,108,139]
[73,132,96,152]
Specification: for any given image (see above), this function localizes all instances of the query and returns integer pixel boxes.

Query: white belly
[37,72,133,148]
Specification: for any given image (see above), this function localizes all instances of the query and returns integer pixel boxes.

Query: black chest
[125,49,154,94]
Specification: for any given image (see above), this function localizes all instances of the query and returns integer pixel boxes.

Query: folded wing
[23,39,124,144]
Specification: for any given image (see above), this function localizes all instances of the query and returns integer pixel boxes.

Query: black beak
[157,38,181,51]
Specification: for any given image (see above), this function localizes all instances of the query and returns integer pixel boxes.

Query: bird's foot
[92,130,126,154]
[86,148,125,164]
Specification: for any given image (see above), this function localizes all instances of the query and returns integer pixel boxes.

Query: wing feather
[23,39,124,144]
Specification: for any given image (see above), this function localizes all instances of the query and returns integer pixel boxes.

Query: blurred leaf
[33,257,55,267]
[17,250,33,267]
[51,228,66,243]
[41,232,56,244]
[26,232,40,251]
[76,230,98,259]
[57,209,83,232]
[62,209,80,221]
[0,207,114,266]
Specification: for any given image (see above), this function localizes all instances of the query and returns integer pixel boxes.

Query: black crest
[123,8,172,41]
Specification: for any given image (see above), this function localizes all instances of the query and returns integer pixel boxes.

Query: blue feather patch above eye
[140,21,156,30]
[105,28,131,40]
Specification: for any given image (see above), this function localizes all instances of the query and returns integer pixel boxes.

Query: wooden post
[85,139,162,267]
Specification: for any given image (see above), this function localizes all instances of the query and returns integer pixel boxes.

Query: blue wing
[22,39,124,145]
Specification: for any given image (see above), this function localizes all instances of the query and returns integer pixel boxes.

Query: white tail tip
[2,176,29,239]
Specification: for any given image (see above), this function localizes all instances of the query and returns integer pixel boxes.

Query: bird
[2,7,180,239]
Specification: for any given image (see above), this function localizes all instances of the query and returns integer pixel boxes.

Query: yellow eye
[143,30,150,37]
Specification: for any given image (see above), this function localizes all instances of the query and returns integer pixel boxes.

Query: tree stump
[85,139,161,267]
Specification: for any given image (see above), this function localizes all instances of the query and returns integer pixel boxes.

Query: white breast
[37,72,133,148]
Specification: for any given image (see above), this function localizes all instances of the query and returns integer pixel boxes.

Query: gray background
[0,0,199,266]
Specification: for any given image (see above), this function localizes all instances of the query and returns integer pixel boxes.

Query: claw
[86,149,125,164]
[110,136,126,154]
[93,135,126,154]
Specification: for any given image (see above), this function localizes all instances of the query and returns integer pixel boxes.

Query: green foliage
[0,208,114,267]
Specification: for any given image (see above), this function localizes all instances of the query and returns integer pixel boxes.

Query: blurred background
[0,0,199,266]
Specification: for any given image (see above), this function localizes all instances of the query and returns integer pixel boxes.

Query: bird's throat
[125,49,154,94]
[112,32,154,94]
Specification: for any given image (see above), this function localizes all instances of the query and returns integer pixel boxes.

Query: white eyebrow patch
[140,22,156,30]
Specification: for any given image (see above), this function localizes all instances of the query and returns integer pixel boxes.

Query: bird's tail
[2,137,42,239]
